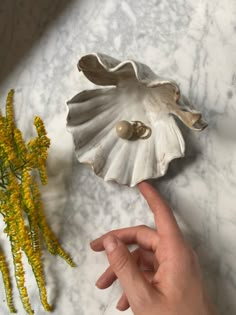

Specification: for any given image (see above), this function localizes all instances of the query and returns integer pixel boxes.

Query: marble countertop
[0,0,236,314]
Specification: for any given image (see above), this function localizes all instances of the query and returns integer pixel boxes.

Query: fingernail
[95,278,102,288]
[103,236,118,253]
[95,273,104,288]
[90,240,96,247]
[90,238,99,247]
[116,301,122,310]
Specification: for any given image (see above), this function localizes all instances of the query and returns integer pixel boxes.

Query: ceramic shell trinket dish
[66,53,207,187]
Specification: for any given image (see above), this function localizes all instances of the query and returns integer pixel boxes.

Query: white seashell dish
[66,53,207,187]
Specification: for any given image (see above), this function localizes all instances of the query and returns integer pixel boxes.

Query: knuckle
[189,250,200,268]
[191,249,199,262]
[136,225,147,237]
[133,288,154,309]
[181,246,200,268]
[106,229,116,236]
[136,224,148,235]
[105,230,119,239]
[137,224,147,229]
[112,252,130,273]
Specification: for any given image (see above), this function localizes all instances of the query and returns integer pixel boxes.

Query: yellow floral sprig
[0,249,16,313]
[0,89,75,314]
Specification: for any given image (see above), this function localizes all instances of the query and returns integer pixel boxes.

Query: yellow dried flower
[13,128,27,159]
[5,89,15,135]
[38,161,48,185]
[0,89,75,314]
[34,116,47,137]
[32,180,76,267]
[0,115,17,165]
[0,250,16,313]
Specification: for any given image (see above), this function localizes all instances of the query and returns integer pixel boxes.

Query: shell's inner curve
[67,53,207,186]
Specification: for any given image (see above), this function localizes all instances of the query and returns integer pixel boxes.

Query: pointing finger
[138,181,182,239]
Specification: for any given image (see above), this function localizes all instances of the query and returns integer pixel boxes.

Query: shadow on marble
[0,0,75,84]
[39,152,75,305]
[211,111,236,143]
[151,120,201,183]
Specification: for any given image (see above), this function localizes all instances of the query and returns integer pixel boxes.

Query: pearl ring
[116,120,152,140]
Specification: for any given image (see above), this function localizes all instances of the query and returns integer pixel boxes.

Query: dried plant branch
[0,89,75,314]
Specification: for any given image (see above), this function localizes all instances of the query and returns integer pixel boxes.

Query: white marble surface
[0,0,236,314]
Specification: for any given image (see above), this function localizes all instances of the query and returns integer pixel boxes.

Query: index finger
[138,181,182,239]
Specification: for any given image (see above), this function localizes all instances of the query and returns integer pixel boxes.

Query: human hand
[90,182,216,315]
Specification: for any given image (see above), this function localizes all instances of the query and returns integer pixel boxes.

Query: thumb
[103,235,152,306]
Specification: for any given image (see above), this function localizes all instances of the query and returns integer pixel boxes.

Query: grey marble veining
[0,0,236,314]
